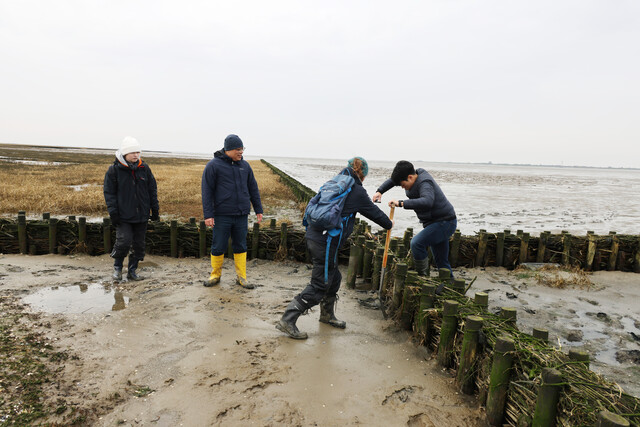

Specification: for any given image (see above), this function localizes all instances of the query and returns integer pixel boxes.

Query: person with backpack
[276,157,393,340]
[104,136,159,281]
[373,160,457,291]
[201,134,263,289]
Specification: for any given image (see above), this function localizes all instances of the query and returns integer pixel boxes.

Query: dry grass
[0,144,299,220]
[513,264,593,289]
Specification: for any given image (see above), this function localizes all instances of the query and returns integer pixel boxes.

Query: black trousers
[295,238,341,310]
[111,222,147,268]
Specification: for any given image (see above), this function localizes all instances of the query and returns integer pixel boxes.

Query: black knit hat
[224,134,244,151]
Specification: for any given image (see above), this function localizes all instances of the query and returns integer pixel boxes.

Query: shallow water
[22,282,130,314]
[263,156,640,237]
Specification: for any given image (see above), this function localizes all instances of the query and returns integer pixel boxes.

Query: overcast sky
[1,1,639,167]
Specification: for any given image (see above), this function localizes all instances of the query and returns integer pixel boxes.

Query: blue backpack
[303,171,355,283]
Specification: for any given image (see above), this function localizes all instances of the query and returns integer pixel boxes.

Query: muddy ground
[1,254,486,426]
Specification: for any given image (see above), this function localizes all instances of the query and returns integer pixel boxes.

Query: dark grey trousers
[111,222,147,268]
[295,238,341,310]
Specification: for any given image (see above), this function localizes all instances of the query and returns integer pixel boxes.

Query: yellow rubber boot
[204,254,224,287]
[234,252,254,289]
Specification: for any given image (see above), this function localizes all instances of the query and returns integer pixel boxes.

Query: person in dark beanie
[276,157,393,339]
[201,134,263,289]
[373,160,456,291]
[104,136,159,281]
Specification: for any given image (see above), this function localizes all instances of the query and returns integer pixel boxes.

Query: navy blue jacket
[201,150,263,218]
[377,168,455,226]
[104,156,159,224]
[306,167,393,245]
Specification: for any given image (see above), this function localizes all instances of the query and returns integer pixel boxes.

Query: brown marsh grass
[0,144,299,220]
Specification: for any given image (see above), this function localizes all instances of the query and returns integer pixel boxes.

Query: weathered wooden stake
[532,368,563,427]
[362,240,375,283]
[532,328,549,343]
[269,218,276,229]
[562,232,572,266]
[396,242,407,259]
[537,231,549,263]
[78,217,87,246]
[43,212,50,220]
[635,236,640,274]
[596,410,630,427]
[200,220,207,258]
[437,300,459,367]
[346,241,361,289]
[188,217,196,225]
[392,263,408,310]
[250,222,259,260]
[474,292,488,309]
[457,315,483,394]
[608,231,618,271]
[496,232,505,267]
[568,348,590,368]
[500,307,517,327]
[279,222,288,258]
[403,228,413,251]
[419,283,437,336]
[586,231,597,271]
[18,214,27,254]
[48,218,58,254]
[476,229,487,267]
[371,247,383,290]
[400,271,418,330]
[452,278,466,294]
[355,235,366,277]
[519,232,530,264]
[381,254,395,294]
[486,336,515,426]
[450,230,461,267]
[103,218,111,254]
[170,220,178,258]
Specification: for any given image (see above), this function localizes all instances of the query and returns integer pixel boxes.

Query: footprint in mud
[382,385,423,405]
[32,268,59,276]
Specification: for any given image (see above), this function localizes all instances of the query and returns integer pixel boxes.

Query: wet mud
[1,254,486,426]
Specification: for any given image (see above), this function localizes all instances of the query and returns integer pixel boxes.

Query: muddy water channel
[2,254,485,426]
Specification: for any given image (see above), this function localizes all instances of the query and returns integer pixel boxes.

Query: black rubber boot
[112,267,123,281]
[276,300,308,340]
[127,255,143,281]
[319,295,346,329]
[413,257,429,277]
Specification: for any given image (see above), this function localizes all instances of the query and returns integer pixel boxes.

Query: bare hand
[205,218,214,227]
[256,213,263,224]
[372,192,382,203]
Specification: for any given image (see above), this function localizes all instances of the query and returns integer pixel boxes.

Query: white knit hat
[120,136,142,155]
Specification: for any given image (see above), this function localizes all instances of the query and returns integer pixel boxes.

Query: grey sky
[1,1,639,167]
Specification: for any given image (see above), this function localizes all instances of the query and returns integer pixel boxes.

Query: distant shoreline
[1,142,638,171]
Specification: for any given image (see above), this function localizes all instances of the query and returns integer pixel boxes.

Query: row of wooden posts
[343,224,636,426]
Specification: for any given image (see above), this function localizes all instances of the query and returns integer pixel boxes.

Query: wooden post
[516,229,523,237]
[496,232,505,268]
[279,222,288,258]
[452,278,466,294]
[635,236,640,274]
[250,222,260,260]
[537,231,548,263]
[389,237,399,253]
[43,212,50,220]
[18,214,27,254]
[269,218,276,229]
[68,215,76,222]
[362,240,375,283]
[437,300,459,367]
[533,328,549,343]
[568,348,590,368]
[486,336,515,426]
[403,228,413,250]
[450,230,461,267]
[608,232,618,271]
[392,263,408,310]
[356,235,366,277]
[371,247,383,290]
[400,271,418,330]
[474,292,488,309]
[501,307,517,327]
[519,232,530,264]
[396,242,406,259]
[48,218,58,254]
[78,217,87,246]
[103,218,111,254]
[418,283,437,336]
[562,232,572,266]
[597,410,630,427]
[532,368,563,427]
[586,231,597,271]
[346,241,361,289]
[170,220,178,258]
[457,316,483,394]
[381,254,395,294]
[189,217,196,225]
[476,230,487,267]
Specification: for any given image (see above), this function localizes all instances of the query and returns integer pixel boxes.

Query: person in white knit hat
[103,136,159,281]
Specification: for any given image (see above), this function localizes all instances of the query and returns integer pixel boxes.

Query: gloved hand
[150,210,159,221]
[110,214,120,226]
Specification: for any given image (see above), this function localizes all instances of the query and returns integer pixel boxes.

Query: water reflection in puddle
[22,283,130,313]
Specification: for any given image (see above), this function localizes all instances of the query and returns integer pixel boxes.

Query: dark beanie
[224,134,244,151]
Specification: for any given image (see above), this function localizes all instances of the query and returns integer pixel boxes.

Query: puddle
[22,283,130,314]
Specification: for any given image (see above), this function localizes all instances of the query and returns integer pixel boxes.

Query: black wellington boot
[413,257,429,277]
[127,255,143,281]
[319,295,346,329]
[276,300,308,340]
[112,267,123,281]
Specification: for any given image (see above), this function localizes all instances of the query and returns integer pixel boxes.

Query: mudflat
[1,254,485,426]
